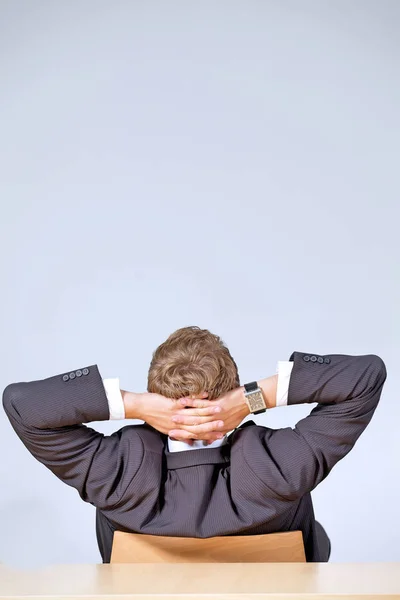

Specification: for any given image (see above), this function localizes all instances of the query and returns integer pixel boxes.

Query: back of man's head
[148,326,240,400]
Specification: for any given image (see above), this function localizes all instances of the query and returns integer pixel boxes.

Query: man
[3,326,386,563]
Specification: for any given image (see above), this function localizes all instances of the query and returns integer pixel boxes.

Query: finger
[171,414,223,426]
[176,420,225,435]
[174,406,221,419]
[180,393,209,405]
[178,392,208,401]
[180,397,213,409]
[192,406,221,415]
[168,430,198,441]
[168,429,225,442]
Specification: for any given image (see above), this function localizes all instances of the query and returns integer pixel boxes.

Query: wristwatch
[243,381,267,414]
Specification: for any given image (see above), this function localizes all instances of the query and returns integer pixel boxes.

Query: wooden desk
[0,563,399,599]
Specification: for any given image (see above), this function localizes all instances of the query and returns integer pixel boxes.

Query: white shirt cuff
[275,360,294,407]
[103,378,125,420]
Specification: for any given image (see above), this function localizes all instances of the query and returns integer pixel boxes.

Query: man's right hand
[168,375,278,441]
[121,390,226,442]
[168,386,249,441]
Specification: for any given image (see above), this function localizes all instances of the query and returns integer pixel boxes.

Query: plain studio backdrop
[0,0,399,568]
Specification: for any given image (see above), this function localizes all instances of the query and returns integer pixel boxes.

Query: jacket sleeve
[2,365,144,510]
[247,352,387,500]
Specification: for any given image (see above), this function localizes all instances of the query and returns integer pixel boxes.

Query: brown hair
[147,326,240,400]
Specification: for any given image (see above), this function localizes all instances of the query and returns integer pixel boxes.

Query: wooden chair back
[110,531,306,563]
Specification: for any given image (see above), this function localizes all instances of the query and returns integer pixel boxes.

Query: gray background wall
[0,0,398,567]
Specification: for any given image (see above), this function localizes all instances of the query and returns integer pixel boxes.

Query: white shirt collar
[167,436,228,452]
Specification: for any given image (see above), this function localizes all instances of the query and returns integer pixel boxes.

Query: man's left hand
[122,390,227,443]
[168,386,250,441]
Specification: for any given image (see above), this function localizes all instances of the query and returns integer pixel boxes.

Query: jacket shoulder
[230,421,272,446]
[119,423,166,452]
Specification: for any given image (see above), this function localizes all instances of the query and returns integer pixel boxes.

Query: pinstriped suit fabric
[3,352,386,563]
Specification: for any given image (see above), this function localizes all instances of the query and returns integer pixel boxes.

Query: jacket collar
[164,420,256,469]
[165,442,231,469]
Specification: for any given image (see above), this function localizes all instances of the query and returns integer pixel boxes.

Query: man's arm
[168,365,282,438]
[174,352,387,498]
[102,378,225,441]
[2,365,226,507]
[246,352,387,500]
[2,365,146,510]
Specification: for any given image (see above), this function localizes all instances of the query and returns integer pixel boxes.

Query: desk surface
[1,563,399,599]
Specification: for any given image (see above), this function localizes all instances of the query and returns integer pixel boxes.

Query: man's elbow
[2,383,23,421]
[368,355,387,386]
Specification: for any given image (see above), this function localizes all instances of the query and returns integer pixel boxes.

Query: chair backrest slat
[110,531,306,563]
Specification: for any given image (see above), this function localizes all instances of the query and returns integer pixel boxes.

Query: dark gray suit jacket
[2,351,386,562]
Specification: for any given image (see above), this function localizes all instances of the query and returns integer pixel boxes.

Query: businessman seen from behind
[3,326,387,562]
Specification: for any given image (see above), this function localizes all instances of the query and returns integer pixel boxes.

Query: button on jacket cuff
[103,378,125,420]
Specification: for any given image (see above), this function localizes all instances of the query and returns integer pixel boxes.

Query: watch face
[247,390,266,413]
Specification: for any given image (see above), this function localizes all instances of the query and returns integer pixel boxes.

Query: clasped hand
[131,387,250,444]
